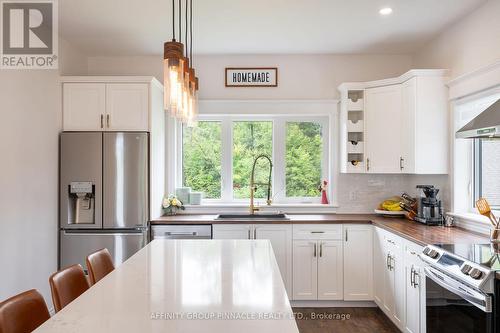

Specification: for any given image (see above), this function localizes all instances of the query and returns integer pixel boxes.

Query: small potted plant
[162,195,185,216]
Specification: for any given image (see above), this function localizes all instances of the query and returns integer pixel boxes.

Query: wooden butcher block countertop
[151,214,489,246]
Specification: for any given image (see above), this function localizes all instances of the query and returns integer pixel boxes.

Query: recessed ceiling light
[379,7,393,15]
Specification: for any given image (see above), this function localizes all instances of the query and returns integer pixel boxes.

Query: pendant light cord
[190,0,193,63]
[178,0,182,47]
[185,0,188,60]
[172,0,175,40]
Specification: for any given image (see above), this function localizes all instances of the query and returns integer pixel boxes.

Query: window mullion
[273,118,286,203]
[221,117,232,202]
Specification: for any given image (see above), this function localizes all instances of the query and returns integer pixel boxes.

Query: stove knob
[461,264,472,275]
[469,268,483,280]
[429,250,439,259]
[423,248,431,255]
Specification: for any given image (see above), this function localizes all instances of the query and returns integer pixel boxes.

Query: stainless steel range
[420,243,500,333]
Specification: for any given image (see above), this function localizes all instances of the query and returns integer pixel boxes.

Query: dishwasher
[151,225,212,240]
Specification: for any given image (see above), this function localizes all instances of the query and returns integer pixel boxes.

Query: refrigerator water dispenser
[69,181,95,224]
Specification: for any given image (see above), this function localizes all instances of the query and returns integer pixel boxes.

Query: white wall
[414,0,500,79]
[88,53,449,213]
[0,39,87,307]
[88,54,413,99]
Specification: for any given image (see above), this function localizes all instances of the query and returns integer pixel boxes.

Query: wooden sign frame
[225,67,278,87]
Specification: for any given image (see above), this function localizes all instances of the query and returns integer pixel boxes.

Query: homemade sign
[225,68,278,87]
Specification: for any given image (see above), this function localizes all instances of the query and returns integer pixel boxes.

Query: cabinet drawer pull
[100,114,104,129]
[400,157,404,171]
[106,114,110,128]
[319,242,323,257]
[313,243,317,257]
[254,227,257,239]
[413,270,419,288]
[345,230,348,242]
[248,229,251,239]
[310,231,325,234]
[410,266,415,287]
[366,158,370,171]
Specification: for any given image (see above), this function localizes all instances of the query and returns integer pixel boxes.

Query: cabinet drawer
[293,224,342,240]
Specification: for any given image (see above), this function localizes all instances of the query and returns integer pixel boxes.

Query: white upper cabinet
[365,85,403,173]
[63,83,106,131]
[62,77,162,132]
[401,76,449,174]
[106,84,149,131]
[339,69,449,174]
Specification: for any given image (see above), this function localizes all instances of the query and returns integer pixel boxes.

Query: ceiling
[59,0,487,56]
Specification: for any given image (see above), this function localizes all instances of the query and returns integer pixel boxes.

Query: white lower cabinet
[212,224,252,239]
[374,226,426,333]
[292,224,343,301]
[292,240,318,300]
[343,224,373,300]
[255,224,293,296]
[317,240,343,300]
[212,224,292,296]
[404,242,424,333]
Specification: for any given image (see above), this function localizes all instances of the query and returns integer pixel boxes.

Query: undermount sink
[215,213,289,220]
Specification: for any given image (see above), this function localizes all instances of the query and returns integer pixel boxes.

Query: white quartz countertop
[35,239,299,333]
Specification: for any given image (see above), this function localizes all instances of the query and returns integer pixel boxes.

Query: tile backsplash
[336,174,450,213]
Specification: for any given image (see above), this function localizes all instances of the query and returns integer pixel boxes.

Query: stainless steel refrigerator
[59,132,149,271]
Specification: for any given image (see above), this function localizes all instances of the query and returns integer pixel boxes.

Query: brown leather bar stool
[49,264,89,313]
[86,248,115,285]
[0,289,50,333]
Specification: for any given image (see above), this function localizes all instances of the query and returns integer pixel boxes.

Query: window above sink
[173,112,332,206]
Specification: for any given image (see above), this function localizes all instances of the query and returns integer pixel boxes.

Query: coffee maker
[415,185,443,225]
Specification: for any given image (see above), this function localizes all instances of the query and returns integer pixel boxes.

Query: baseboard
[290,300,377,308]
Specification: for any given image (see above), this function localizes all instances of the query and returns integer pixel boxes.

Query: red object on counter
[320,180,329,204]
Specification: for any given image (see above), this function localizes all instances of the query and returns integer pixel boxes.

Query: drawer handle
[165,232,197,236]
[311,231,325,234]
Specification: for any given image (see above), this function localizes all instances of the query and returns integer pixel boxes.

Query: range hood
[456,99,500,138]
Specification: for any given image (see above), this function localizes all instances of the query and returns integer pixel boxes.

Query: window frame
[473,138,500,211]
[176,114,330,204]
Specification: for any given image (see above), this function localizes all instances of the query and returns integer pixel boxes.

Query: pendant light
[164,0,198,124]
[164,0,186,116]
[187,0,199,126]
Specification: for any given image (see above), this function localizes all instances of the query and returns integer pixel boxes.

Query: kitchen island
[34,239,299,333]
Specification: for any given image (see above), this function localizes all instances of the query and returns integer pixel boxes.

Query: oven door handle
[424,267,492,313]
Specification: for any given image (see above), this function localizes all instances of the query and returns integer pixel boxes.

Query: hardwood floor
[293,307,400,333]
